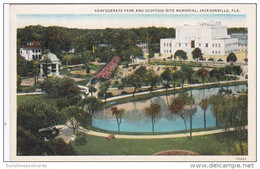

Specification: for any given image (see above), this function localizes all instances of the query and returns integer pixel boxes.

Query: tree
[17,56,28,76]
[146,69,158,93]
[192,48,203,62]
[182,92,196,139]
[81,97,100,125]
[111,106,125,132]
[181,66,194,85]
[43,77,80,109]
[161,68,172,91]
[227,52,237,65]
[128,73,142,97]
[199,99,209,129]
[62,105,86,134]
[62,54,74,69]
[17,100,64,135]
[197,68,209,85]
[27,60,40,84]
[17,126,74,155]
[88,84,97,96]
[172,71,179,89]
[135,65,147,77]
[169,95,186,130]
[99,81,110,102]
[209,68,224,83]
[145,103,161,132]
[177,70,185,88]
[40,56,52,77]
[174,50,188,61]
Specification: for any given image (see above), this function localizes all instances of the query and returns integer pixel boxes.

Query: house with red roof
[19,41,43,61]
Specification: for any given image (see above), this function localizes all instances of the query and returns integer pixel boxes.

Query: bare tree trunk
[204,109,206,129]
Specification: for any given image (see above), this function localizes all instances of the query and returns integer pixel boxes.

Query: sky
[17,14,247,29]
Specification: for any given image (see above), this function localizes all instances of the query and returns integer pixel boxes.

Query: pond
[92,85,247,133]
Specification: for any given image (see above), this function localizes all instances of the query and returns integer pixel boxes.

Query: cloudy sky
[17,14,247,29]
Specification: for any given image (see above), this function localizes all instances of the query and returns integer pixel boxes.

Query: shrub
[75,133,87,146]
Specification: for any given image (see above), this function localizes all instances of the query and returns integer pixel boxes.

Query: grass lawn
[17,95,53,107]
[70,131,246,155]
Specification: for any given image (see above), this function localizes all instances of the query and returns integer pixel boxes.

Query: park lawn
[17,95,53,107]
[70,131,245,155]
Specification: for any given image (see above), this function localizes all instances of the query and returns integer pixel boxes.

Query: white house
[160,21,239,56]
[20,41,43,61]
[136,42,148,53]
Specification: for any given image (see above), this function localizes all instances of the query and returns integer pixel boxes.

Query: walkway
[17,92,45,96]
[77,126,247,140]
[102,79,247,102]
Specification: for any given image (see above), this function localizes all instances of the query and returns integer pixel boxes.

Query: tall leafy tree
[161,67,172,91]
[17,100,64,135]
[62,105,86,134]
[111,106,125,132]
[199,99,209,129]
[181,66,194,85]
[174,50,188,61]
[209,68,224,83]
[145,69,158,93]
[192,48,203,62]
[99,81,111,102]
[145,103,161,132]
[129,73,142,97]
[197,68,209,85]
[227,52,237,65]
[81,96,100,125]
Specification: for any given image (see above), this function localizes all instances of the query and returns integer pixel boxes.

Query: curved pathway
[77,126,247,140]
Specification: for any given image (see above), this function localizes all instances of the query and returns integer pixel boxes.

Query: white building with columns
[160,21,239,56]
[40,52,60,76]
[19,41,43,61]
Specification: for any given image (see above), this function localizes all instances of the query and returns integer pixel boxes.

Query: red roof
[94,56,120,80]
[22,41,42,49]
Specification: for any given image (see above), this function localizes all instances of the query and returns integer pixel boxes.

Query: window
[218,51,220,54]
[169,43,171,47]
[206,43,208,47]
[179,43,181,47]
[185,43,187,47]
[32,55,35,60]
[212,44,214,47]
[169,50,171,53]
[164,43,166,47]
[212,51,214,54]
[218,44,221,47]
[199,43,201,47]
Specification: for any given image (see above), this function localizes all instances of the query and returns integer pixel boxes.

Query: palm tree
[169,96,187,130]
[199,99,209,129]
[111,106,124,132]
[145,103,161,132]
[197,68,209,85]
[182,92,196,139]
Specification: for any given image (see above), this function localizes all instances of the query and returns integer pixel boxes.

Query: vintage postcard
[6,3,256,161]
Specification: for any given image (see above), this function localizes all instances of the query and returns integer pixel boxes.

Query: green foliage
[17,100,64,134]
[75,133,87,146]
[43,77,80,108]
[192,48,203,60]
[145,69,159,92]
[197,68,209,85]
[161,68,172,90]
[174,50,188,61]
[227,53,237,65]
[181,66,194,85]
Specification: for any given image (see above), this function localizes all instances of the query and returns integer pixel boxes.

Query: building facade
[230,33,248,52]
[160,21,239,56]
[136,42,148,53]
[20,41,43,61]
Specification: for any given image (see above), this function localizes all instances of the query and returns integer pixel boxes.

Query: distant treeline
[17,25,247,62]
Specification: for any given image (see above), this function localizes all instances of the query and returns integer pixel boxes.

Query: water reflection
[92,85,247,133]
